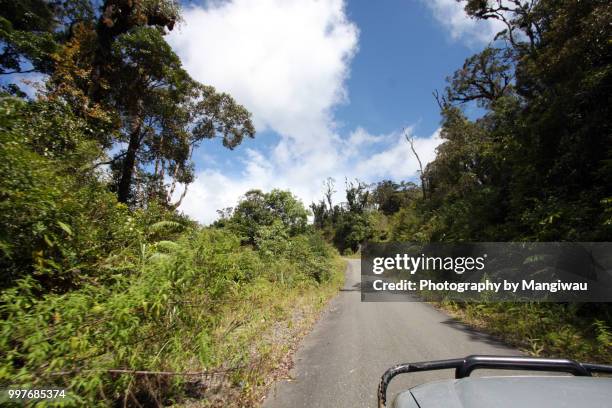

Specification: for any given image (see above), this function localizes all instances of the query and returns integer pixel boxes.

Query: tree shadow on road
[438,316,521,352]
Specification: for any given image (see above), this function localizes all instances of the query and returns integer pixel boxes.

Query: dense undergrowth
[1,226,343,407]
[0,97,343,406]
[441,301,612,364]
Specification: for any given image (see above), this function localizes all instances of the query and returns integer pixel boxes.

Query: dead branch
[404,129,426,200]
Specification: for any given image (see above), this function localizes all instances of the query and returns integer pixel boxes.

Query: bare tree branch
[324,177,336,210]
[0,68,36,75]
[404,128,426,200]
[433,89,446,110]
[170,184,188,209]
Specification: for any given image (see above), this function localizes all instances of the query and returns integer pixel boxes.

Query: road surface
[263,259,522,407]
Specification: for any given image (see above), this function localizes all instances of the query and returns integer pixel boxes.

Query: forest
[0,0,610,406]
[310,0,611,365]
[1,0,343,406]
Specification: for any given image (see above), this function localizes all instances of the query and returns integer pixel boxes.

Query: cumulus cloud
[168,0,357,147]
[168,0,443,223]
[422,0,506,45]
[177,127,442,224]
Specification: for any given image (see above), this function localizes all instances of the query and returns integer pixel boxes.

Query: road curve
[263,259,522,408]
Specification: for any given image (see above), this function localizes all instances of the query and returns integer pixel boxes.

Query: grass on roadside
[179,257,346,407]
[1,223,345,408]
[341,250,361,259]
[438,301,612,364]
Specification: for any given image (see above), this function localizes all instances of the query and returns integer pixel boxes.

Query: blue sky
[167,0,505,223]
[336,0,485,137]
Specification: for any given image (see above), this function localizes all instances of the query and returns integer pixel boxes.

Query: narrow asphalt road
[263,259,522,408]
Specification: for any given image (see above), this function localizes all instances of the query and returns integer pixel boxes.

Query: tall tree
[105,27,254,206]
[419,0,611,241]
[372,180,418,215]
[43,1,255,206]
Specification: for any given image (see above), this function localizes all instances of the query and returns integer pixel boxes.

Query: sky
[166,0,505,224]
[5,0,504,224]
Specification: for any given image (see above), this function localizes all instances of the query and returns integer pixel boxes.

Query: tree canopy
[311,0,611,248]
[221,189,309,245]
[1,0,255,208]
[419,0,612,241]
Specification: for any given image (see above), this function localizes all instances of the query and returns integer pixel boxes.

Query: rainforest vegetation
[1,0,342,406]
[1,0,610,406]
[311,0,611,363]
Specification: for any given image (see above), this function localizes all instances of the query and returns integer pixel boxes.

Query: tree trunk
[117,120,142,203]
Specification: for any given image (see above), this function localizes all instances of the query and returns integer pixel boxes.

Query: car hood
[394,376,612,408]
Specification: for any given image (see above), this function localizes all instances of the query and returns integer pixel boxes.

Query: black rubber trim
[377,355,612,408]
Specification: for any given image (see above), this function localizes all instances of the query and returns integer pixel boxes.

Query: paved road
[263,259,522,408]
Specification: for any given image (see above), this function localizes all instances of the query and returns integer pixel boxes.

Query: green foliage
[0,88,337,407]
[310,0,612,365]
[0,97,190,289]
[368,211,391,242]
[444,301,612,363]
[1,97,104,289]
[0,225,338,405]
[390,205,424,241]
[403,0,612,364]
[0,0,58,77]
[0,0,93,96]
[223,189,309,245]
[0,2,337,406]
[388,0,612,242]
[371,180,418,215]
[0,0,255,207]
[104,25,255,206]
[311,178,429,251]
[311,179,380,252]
[332,211,372,253]
[444,47,515,108]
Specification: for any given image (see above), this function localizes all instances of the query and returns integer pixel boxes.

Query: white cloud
[422,0,506,45]
[168,0,443,223]
[337,126,390,158]
[355,128,442,180]
[168,0,358,147]
[176,127,442,224]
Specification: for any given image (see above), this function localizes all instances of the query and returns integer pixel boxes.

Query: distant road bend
[263,259,522,408]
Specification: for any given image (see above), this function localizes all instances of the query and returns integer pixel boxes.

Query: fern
[594,320,612,348]
[149,220,183,234]
[154,240,181,253]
